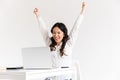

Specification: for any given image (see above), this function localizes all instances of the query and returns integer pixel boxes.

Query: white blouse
[37,14,83,68]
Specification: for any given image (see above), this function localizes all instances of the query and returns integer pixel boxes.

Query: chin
[56,41,60,43]
[55,41,61,43]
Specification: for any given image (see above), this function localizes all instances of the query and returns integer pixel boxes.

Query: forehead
[53,27,62,32]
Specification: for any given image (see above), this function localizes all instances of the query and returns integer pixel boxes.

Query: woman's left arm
[68,2,86,46]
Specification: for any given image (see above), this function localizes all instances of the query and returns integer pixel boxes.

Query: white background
[0,0,120,80]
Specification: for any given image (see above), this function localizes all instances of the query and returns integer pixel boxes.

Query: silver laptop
[22,47,52,69]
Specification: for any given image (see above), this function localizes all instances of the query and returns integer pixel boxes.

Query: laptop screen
[22,47,52,69]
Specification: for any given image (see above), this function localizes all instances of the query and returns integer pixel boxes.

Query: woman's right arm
[34,8,51,46]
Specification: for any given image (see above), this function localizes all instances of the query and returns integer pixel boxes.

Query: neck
[56,42,61,46]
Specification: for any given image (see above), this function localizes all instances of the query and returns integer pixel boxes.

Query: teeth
[55,38,59,41]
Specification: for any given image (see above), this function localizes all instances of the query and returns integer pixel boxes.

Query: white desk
[0,68,75,80]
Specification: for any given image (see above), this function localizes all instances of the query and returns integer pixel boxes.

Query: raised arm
[34,8,51,46]
[68,2,86,46]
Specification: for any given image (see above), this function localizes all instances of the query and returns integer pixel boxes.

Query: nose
[53,33,58,37]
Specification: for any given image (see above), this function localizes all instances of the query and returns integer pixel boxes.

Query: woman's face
[52,27,64,45]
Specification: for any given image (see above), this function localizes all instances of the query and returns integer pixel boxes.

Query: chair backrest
[72,60,81,80]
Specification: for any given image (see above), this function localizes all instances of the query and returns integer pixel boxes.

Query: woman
[34,2,86,80]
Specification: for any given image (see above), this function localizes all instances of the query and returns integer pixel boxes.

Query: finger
[34,8,38,12]
[82,2,86,7]
[35,8,38,11]
[0,67,6,72]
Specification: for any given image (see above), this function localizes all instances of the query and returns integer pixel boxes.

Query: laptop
[22,47,52,70]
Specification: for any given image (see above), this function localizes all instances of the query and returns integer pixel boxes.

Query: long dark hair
[49,22,69,56]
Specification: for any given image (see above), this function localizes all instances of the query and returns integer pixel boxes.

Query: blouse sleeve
[68,14,84,47]
[37,16,51,46]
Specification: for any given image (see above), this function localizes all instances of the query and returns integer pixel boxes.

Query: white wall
[74,0,120,80]
[0,0,120,80]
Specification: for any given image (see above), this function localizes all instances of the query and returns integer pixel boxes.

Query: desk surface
[0,68,75,80]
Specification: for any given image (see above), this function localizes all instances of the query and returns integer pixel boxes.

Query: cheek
[59,34,64,39]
